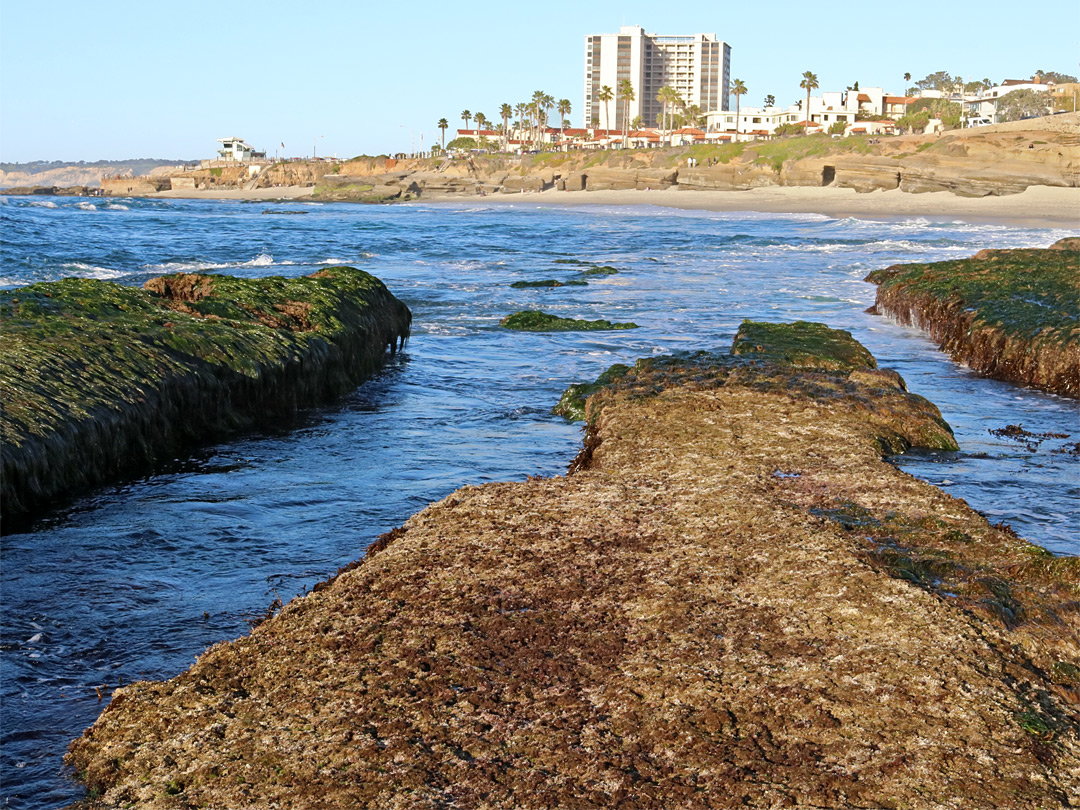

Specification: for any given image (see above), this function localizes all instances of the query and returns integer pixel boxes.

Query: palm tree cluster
[442,92,573,152]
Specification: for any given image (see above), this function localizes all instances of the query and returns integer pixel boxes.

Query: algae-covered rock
[500,310,638,332]
[0,267,411,521]
[552,363,631,421]
[558,321,956,451]
[509,279,588,289]
[866,241,1079,397]
[578,265,619,276]
[67,321,1077,810]
[731,319,877,371]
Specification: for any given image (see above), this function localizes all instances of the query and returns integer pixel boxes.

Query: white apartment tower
[584,25,731,130]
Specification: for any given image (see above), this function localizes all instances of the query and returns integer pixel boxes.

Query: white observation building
[584,25,731,130]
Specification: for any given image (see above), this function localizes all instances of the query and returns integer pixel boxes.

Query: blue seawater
[1,195,1077,808]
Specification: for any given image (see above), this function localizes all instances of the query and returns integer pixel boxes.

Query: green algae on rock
[866,238,1080,397]
[66,321,1078,810]
[499,310,639,332]
[577,265,619,276]
[558,321,957,453]
[508,279,588,289]
[731,319,877,371]
[552,363,631,421]
[0,267,411,521]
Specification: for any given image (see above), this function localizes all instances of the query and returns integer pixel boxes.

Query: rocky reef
[0,267,411,522]
[67,321,1078,809]
[866,238,1079,397]
[500,310,639,331]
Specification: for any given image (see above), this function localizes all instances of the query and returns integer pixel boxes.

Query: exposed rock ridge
[866,239,1080,397]
[66,323,1078,809]
[0,267,411,522]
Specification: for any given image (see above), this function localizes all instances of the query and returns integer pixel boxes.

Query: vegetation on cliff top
[1,267,412,520]
[500,310,639,332]
[866,239,1079,397]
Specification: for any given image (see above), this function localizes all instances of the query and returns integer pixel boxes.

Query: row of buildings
[580,24,1067,139]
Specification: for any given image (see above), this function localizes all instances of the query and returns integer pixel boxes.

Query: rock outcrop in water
[866,238,1079,397]
[66,322,1079,809]
[500,310,639,331]
[0,267,411,522]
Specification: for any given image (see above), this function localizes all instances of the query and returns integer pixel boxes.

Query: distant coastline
[76,183,1079,230]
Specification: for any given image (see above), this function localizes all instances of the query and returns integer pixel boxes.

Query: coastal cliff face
[867,239,1080,397]
[298,118,1078,202]
[66,323,1078,810]
[0,268,411,522]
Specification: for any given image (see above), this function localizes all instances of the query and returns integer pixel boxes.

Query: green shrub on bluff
[0,267,411,521]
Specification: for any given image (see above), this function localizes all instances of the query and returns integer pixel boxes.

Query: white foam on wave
[76,202,97,211]
[29,200,59,208]
[105,203,130,211]
[65,262,127,280]
[141,252,295,274]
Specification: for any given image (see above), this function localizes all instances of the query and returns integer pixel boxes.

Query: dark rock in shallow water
[509,279,588,289]
[0,267,411,523]
[500,310,638,332]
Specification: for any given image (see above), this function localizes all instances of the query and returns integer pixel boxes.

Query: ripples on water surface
[1,196,1077,808]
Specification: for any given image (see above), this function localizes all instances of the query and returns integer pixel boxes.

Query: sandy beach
[458,185,1080,229]
[148,184,1080,229]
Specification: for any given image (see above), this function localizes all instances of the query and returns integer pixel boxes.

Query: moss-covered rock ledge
[1,267,411,522]
[67,322,1078,809]
[866,238,1079,397]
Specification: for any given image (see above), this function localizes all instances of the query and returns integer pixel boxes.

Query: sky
[1,0,1077,163]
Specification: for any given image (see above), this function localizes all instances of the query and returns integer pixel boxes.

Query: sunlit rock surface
[67,323,1078,809]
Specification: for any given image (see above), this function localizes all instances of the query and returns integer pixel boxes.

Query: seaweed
[499,310,639,332]
[0,267,412,522]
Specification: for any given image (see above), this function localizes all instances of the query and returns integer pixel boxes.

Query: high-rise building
[584,25,731,131]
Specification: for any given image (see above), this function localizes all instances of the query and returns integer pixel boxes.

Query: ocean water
[1,195,1077,808]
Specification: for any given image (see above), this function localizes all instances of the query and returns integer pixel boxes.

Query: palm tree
[530,90,546,149]
[799,71,819,131]
[764,94,776,108]
[475,113,488,149]
[903,72,912,117]
[684,105,703,128]
[657,86,680,146]
[618,79,634,148]
[557,98,572,144]
[731,79,747,141]
[541,93,555,149]
[437,118,449,150]
[515,102,528,146]
[500,103,512,152]
[461,110,472,139]
[598,85,614,140]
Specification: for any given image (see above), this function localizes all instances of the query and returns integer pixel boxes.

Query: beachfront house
[961,79,1056,124]
[216,137,259,162]
[704,86,912,140]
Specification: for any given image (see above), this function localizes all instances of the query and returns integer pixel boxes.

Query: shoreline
[132,184,1080,229]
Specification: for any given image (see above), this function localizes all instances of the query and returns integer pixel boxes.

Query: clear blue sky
[1,0,1076,162]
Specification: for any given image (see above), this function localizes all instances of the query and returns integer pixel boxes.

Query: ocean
[1,195,1077,808]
